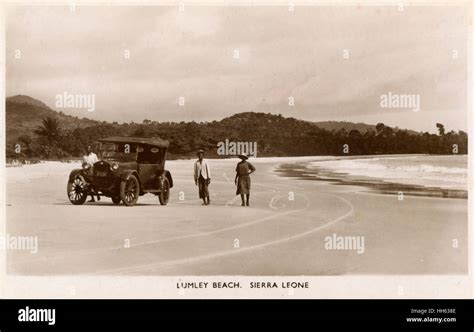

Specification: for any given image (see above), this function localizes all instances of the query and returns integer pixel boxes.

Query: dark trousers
[198,176,209,199]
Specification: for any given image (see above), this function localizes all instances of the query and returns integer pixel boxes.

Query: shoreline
[6,155,468,200]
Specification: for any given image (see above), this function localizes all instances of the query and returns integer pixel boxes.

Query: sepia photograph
[1,0,471,302]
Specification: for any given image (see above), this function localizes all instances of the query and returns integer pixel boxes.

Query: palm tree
[436,123,445,136]
[34,117,61,143]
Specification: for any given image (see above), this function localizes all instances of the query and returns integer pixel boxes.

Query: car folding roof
[98,137,169,149]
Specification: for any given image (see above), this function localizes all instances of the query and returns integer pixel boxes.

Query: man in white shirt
[83,145,100,202]
[83,145,98,167]
[194,150,211,205]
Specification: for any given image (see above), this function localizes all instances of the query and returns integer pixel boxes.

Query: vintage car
[67,137,173,206]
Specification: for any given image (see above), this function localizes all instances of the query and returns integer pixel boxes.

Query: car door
[138,164,160,190]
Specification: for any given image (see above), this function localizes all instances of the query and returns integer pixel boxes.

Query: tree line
[6,112,468,160]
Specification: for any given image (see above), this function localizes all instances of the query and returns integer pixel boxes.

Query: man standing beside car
[194,150,211,205]
[83,145,100,202]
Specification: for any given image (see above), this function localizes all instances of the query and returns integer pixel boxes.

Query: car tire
[111,196,121,205]
[120,175,139,206]
[67,175,88,205]
[158,177,170,205]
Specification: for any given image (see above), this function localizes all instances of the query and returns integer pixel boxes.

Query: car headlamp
[111,163,119,170]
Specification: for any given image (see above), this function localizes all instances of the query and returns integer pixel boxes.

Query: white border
[0,0,472,299]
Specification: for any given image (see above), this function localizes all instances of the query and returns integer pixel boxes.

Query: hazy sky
[6,4,469,132]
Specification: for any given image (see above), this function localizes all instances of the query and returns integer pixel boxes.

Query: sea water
[308,155,467,191]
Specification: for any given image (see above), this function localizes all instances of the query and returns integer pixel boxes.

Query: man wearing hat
[194,150,211,205]
[234,153,256,206]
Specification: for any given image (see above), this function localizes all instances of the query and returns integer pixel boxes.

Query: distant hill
[5,95,466,159]
[6,95,50,109]
[6,96,387,147]
[220,112,382,135]
[6,95,99,145]
[315,120,375,133]
[314,120,419,136]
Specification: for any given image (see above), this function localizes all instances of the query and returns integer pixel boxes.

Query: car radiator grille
[94,164,110,177]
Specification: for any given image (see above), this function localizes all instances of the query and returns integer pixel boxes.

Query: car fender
[69,168,86,181]
[119,170,140,183]
[157,170,173,188]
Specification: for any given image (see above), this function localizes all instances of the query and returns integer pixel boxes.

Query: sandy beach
[6,156,467,275]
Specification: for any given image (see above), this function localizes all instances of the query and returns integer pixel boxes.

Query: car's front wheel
[67,175,88,205]
[158,177,170,205]
[120,175,139,206]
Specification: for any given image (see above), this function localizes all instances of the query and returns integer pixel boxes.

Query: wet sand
[275,161,468,199]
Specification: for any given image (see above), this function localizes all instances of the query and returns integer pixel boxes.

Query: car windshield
[99,142,137,162]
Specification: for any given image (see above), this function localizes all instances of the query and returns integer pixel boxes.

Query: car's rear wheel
[111,196,121,205]
[120,175,139,206]
[67,175,88,205]
[158,177,170,205]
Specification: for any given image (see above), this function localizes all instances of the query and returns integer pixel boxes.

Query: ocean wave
[308,155,467,190]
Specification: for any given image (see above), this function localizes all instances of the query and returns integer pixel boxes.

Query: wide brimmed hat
[197,150,205,156]
[237,153,249,160]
